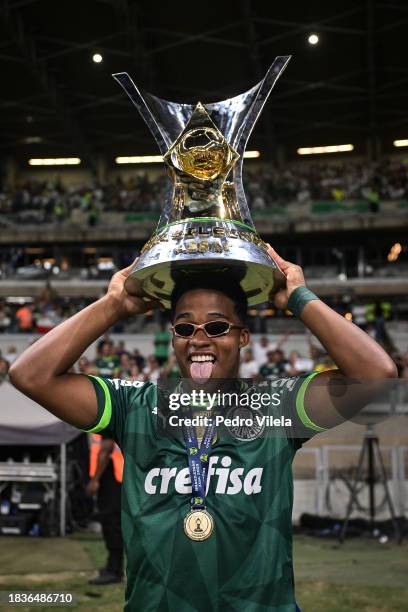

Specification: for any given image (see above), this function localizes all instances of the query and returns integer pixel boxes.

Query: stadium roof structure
[1,0,408,169]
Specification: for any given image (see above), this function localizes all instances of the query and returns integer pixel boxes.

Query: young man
[9,246,396,612]
[86,432,124,585]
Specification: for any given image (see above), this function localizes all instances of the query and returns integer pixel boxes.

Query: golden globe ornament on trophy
[113,56,291,308]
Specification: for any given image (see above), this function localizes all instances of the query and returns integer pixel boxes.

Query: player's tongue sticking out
[190,361,214,382]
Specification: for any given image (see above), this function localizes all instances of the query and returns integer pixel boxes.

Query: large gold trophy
[114,56,291,308]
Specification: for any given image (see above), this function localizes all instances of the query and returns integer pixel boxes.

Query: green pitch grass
[0,533,406,611]
[294,535,408,611]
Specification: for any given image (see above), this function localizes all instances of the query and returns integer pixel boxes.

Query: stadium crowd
[1,157,408,224]
[0,293,395,337]
[0,317,407,385]
[0,293,95,335]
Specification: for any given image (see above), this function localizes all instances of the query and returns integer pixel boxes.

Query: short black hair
[170,274,248,324]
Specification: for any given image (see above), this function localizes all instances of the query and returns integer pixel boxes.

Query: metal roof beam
[272,96,367,110]
[376,17,408,33]
[378,75,408,93]
[272,70,366,102]
[8,0,39,7]
[256,17,365,36]
[147,21,243,55]
[37,35,133,61]
[366,0,378,159]
[146,27,246,49]
[115,1,159,92]
[75,94,129,111]
[0,51,24,62]
[376,2,408,11]
[258,7,363,45]
[0,93,54,114]
[285,78,366,94]
[240,0,278,158]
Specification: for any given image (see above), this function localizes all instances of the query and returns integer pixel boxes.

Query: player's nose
[190,329,211,345]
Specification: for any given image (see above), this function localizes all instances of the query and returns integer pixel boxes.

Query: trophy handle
[234,55,291,155]
[113,72,194,155]
[204,55,291,155]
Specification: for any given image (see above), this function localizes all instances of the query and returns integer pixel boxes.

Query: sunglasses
[172,320,244,338]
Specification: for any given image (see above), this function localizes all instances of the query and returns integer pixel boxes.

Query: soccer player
[9,246,396,611]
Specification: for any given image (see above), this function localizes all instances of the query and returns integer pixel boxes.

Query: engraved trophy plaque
[114,56,291,308]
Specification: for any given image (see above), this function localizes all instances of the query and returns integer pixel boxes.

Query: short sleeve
[272,372,328,451]
[81,375,145,446]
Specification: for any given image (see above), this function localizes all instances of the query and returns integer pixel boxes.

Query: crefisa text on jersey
[167,414,292,428]
[144,455,263,495]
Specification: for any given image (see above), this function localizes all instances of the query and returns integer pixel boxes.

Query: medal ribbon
[182,415,215,511]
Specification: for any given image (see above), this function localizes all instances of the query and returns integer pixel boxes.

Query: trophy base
[124,219,286,309]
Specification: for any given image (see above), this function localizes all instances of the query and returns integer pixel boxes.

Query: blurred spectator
[0,307,11,333]
[144,356,161,383]
[35,305,62,334]
[0,357,9,384]
[239,348,259,378]
[351,300,367,330]
[286,350,314,376]
[314,354,337,373]
[253,336,274,368]
[154,322,171,366]
[15,303,34,332]
[95,342,120,376]
[253,333,290,368]
[128,364,145,382]
[4,345,17,364]
[78,356,96,375]
[259,349,288,380]
[132,349,146,372]
[116,340,127,356]
[363,186,380,213]
[400,352,408,379]
[118,353,132,378]
[161,353,180,380]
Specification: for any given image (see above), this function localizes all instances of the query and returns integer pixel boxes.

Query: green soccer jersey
[85,373,324,612]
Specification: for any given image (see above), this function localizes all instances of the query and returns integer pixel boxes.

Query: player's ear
[239,328,250,349]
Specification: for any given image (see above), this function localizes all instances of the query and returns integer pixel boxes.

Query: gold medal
[184,509,214,541]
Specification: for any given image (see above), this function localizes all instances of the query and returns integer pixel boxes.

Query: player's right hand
[105,262,163,319]
[266,245,306,310]
[85,478,100,496]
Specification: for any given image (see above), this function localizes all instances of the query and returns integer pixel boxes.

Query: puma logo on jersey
[108,378,145,390]
[144,455,263,495]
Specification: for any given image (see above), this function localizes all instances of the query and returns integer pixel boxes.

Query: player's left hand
[267,244,306,310]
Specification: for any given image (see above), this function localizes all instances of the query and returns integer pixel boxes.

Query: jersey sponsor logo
[108,378,145,390]
[144,455,263,496]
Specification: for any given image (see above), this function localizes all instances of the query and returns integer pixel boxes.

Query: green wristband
[287,286,319,318]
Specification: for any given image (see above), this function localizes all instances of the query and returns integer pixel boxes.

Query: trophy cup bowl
[114,57,291,308]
